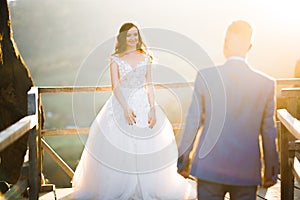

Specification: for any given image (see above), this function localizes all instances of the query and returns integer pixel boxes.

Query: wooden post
[280,124,294,200]
[28,88,37,116]
[37,91,43,186]
[29,128,39,200]
[28,87,39,199]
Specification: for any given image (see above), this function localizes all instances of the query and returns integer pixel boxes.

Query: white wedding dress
[71,54,197,200]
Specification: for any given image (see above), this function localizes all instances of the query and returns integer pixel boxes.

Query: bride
[71,22,197,200]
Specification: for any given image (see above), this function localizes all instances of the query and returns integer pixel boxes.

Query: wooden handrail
[276,78,300,98]
[35,78,300,94]
[277,109,300,140]
[281,88,300,98]
[39,86,112,93]
[4,179,28,199]
[37,82,194,93]
[42,128,90,136]
[276,78,300,86]
[41,123,183,136]
[0,115,37,152]
[36,78,300,94]
[277,109,300,199]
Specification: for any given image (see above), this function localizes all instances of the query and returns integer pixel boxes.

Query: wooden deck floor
[37,180,300,200]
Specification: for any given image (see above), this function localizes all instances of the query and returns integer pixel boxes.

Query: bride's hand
[125,107,136,125]
[148,107,156,128]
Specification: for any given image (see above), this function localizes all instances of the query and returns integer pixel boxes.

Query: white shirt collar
[227,56,246,63]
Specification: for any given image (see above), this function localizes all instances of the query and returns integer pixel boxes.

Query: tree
[0,0,34,184]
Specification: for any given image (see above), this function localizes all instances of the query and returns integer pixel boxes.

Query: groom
[178,20,278,199]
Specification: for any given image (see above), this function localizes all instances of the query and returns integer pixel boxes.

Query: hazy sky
[9,0,300,78]
[82,0,300,78]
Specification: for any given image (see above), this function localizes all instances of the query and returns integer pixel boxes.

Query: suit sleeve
[261,80,279,181]
[178,72,204,156]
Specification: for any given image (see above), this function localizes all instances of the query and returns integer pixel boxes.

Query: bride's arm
[145,61,156,128]
[110,59,136,125]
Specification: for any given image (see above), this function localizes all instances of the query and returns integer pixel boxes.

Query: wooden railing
[277,109,300,200]
[276,79,300,200]
[0,87,39,199]
[1,83,194,199]
[1,78,300,199]
[35,78,300,190]
[37,82,194,180]
[276,78,300,86]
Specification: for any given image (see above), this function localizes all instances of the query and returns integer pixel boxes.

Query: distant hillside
[10,0,107,85]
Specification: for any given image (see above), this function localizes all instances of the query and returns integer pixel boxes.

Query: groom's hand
[262,166,278,188]
[177,154,190,178]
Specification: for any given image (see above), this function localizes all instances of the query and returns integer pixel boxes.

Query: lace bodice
[111,54,150,88]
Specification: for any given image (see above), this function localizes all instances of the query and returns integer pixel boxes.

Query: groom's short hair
[226,20,253,43]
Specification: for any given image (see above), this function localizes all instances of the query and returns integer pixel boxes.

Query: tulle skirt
[71,88,197,200]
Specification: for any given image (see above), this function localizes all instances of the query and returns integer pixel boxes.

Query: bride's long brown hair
[113,22,148,55]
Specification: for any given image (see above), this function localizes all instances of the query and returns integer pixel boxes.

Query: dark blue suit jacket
[179,59,278,186]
